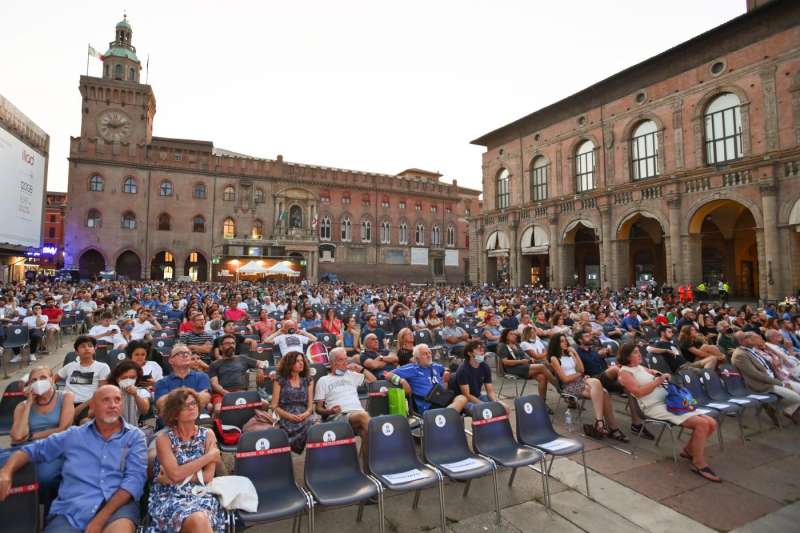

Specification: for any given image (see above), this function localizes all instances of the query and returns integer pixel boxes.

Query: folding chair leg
[581,448,590,498]
[412,489,421,509]
[736,414,746,443]
[435,471,447,533]
[490,464,501,525]
[508,467,518,487]
[377,491,386,533]
[667,428,678,463]
[654,425,668,447]
[462,479,472,498]
[540,459,551,512]
[356,502,365,522]
[292,514,299,533]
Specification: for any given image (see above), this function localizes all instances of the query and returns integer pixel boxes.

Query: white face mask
[31,379,52,396]
[118,378,137,389]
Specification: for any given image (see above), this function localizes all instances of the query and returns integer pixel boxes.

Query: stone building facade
[65,17,480,283]
[41,192,67,270]
[470,0,800,302]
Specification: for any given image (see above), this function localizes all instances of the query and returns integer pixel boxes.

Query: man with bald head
[266,319,317,357]
[0,385,147,532]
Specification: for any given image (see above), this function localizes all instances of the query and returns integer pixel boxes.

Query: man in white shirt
[89,311,128,350]
[265,320,317,357]
[11,303,47,362]
[314,348,375,465]
[57,335,111,420]
[130,308,162,341]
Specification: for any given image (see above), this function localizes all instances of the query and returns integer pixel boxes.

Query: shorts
[332,410,366,423]
[45,500,141,532]
[465,394,490,414]
[45,324,60,331]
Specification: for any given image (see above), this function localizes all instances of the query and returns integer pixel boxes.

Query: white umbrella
[266,261,300,277]
[238,261,269,274]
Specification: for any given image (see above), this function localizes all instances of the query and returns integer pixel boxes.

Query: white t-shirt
[520,339,545,356]
[141,360,164,382]
[89,324,127,348]
[273,333,309,356]
[314,371,365,413]
[22,314,48,330]
[131,319,155,341]
[58,360,111,402]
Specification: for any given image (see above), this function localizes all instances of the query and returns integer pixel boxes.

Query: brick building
[41,192,67,269]
[65,17,480,283]
[469,0,800,302]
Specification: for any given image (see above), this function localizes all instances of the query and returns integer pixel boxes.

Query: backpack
[664,383,697,414]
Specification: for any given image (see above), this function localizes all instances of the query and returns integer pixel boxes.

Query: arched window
[704,92,742,164]
[159,180,173,196]
[289,205,302,228]
[381,221,391,244]
[320,216,331,241]
[361,220,372,243]
[128,68,135,81]
[89,175,104,192]
[122,176,137,194]
[399,223,408,245]
[114,64,123,79]
[340,217,352,242]
[631,120,659,180]
[415,224,425,246]
[121,211,137,230]
[192,215,205,233]
[223,186,235,201]
[193,183,206,199]
[575,140,596,192]
[496,168,510,209]
[87,209,101,228]
[531,156,548,201]
[254,188,265,204]
[223,217,236,239]
[431,225,440,246]
[157,213,171,231]
[447,225,455,247]
[251,219,263,239]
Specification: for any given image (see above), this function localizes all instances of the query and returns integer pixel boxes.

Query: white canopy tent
[266,261,301,277]
[238,261,270,274]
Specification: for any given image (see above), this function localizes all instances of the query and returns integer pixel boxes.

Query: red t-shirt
[42,306,63,323]
[224,307,248,322]
[179,320,194,333]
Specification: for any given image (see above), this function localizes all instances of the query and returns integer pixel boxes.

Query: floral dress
[277,376,315,453]
[147,427,226,533]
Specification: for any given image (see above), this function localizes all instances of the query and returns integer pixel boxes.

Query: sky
[0,0,746,193]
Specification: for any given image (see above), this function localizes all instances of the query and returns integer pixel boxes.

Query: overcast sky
[1,0,746,193]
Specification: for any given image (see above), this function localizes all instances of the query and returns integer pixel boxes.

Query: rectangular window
[632,132,659,180]
[399,201,406,209]
[575,150,595,193]
[705,106,742,164]
[532,164,549,201]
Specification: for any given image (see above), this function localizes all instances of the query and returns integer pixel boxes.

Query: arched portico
[615,212,667,287]
[485,230,511,285]
[519,224,550,287]
[562,220,600,288]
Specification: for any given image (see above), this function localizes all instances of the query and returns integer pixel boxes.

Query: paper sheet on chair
[747,394,771,400]
[441,458,482,473]
[706,403,731,409]
[384,469,427,484]
[728,398,751,405]
[538,438,574,452]
[693,408,711,415]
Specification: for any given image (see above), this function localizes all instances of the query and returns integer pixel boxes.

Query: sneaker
[631,423,655,440]
[9,355,22,363]
[28,353,37,362]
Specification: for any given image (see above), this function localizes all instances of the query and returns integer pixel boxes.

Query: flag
[88,44,104,61]
[311,217,318,228]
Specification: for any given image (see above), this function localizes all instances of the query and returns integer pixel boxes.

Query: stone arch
[685,193,763,235]
[615,207,669,240]
[779,195,800,226]
[114,249,142,280]
[561,217,598,243]
[274,186,318,201]
[78,248,106,279]
[184,250,210,281]
[614,210,668,286]
[518,223,550,249]
[692,84,751,121]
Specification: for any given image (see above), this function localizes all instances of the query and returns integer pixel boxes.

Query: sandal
[595,419,610,436]
[582,423,604,439]
[680,449,693,461]
[608,428,629,443]
[691,464,721,483]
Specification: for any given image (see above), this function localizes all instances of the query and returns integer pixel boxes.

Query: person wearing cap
[154,344,211,412]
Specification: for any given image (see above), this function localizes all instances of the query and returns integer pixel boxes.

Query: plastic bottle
[564,408,574,433]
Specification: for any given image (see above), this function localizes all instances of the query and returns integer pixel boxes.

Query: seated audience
[440,313,470,356]
[179,312,215,363]
[154,344,211,412]
[299,307,322,331]
[677,325,725,369]
[107,360,150,426]
[208,334,265,415]
[0,385,148,532]
[89,311,128,350]
[385,344,468,414]
[498,328,557,407]
[449,340,500,412]
[130,307,162,341]
[394,327,415,365]
[57,335,110,422]
[252,309,277,341]
[342,316,362,356]
[266,319,317,357]
[549,333,628,442]
[271,351,316,453]
[126,340,164,387]
[14,302,47,361]
[148,387,225,532]
[618,343,720,482]
[360,333,398,380]
[41,296,63,352]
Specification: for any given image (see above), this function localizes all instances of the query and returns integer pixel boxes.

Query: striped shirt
[179,331,214,347]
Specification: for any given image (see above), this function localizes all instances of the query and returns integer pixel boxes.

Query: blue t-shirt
[393,363,446,414]
[576,346,606,376]
[621,316,641,332]
[154,370,211,401]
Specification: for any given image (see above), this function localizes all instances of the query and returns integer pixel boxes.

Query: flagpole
[86,43,90,76]
[146,54,150,84]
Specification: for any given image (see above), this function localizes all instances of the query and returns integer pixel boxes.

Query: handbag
[188,470,259,512]
[664,382,697,414]
[424,383,456,407]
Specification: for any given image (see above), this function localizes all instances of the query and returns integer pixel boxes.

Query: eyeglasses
[182,400,198,410]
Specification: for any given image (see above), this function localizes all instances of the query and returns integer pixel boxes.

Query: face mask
[31,379,51,396]
[474,355,485,364]
[118,378,137,389]
[334,368,346,376]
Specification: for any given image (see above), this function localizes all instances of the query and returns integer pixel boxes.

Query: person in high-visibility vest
[720,281,730,303]
[686,284,694,303]
[696,282,707,301]
[678,285,686,303]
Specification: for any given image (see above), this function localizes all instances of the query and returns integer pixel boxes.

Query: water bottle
[564,408,574,433]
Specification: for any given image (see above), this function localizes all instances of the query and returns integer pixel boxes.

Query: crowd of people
[1,278,800,530]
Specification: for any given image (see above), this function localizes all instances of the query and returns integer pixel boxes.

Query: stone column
[667,196,682,285]
[599,206,613,289]
[760,67,779,152]
[509,218,520,287]
[547,215,559,289]
[760,184,781,302]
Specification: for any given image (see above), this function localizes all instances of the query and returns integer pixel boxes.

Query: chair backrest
[366,380,395,417]
[467,326,483,338]
[4,325,29,345]
[422,407,474,466]
[514,395,559,445]
[234,428,296,493]
[678,369,713,404]
[62,351,79,366]
[699,369,729,401]
[368,415,424,476]
[107,349,128,371]
[377,318,390,331]
[718,363,749,395]
[644,352,672,374]
[318,333,337,349]
[0,380,26,432]
[306,342,330,365]
[248,343,274,364]
[305,421,365,486]
[310,364,329,383]
[220,390,262,429]
[0,460,38,533]
[93,346,111,366]
[153,338,174,354]
[156,329,176,339]
[413,329,433,346]
[269,311,283,321]
[470,401,518,457]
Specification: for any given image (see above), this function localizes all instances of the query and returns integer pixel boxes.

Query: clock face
[97,110,132,142]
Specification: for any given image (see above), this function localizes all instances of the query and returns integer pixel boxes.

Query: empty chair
[718,363,780,412]
[310,364,329,384]
[368,415,447,533]
[107,349,128,372]
[248,343,274,364]
[3,325,30,360]
[0,460,38,533]
[304,421,384,532]
[234,428,313,532]
[422,408,500,525]
[469,401,550,508]
[152,338,174,356]
[0,380,26,436]
[317,333,337,350]
[366,380,395,417]
[701,369,762,429]
[643,350,673,375]
[514,395,589,496]
[678,369,737,445]
[218,391,263,452]
[413,329,434,346]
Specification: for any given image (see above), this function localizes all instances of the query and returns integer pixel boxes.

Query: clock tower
[79,15,156,146]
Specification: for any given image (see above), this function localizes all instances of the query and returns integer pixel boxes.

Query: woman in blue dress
[271,351,316,453]
[148,387,226,532]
